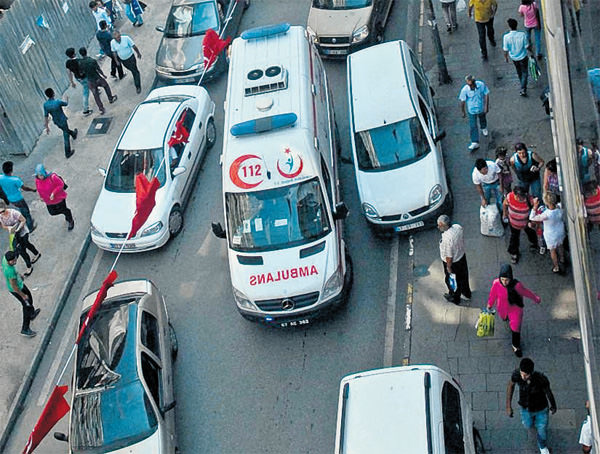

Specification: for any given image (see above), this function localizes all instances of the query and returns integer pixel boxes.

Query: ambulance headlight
[429,184,443,205]
[322,265,344,300]
[362,202,379,219]
[352,25,369,43]
[233,287,256,311]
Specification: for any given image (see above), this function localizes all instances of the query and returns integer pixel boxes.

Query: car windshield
[164,2,219,38]
[71,301,159,454]
[312,0,372,9]
[225,177,331,252]
[355,116,430,172]
[105,149,167,193]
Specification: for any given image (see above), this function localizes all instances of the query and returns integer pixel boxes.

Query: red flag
[76,270,118,344]
[128,173,160,239]
[167,110,190,148]
[23,385,70,454]
[202,28,231,70]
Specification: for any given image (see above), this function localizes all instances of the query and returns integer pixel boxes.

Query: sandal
[552,266,560,273]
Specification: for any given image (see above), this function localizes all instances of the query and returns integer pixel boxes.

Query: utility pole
[426,0,451,84]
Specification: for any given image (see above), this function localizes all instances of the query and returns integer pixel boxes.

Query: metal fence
[0,0,95,156]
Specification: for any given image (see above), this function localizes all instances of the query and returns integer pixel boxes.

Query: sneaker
[490,40,497,47]
[540,447,550,454]
[66,149,75,159]
[468,142,480,151]
[539,246,547,255]
[119,73,128,80]
[24,267,33,276]
[32,252,41,264]
[99,108,106,115]
[446,25,452,32]
[462,295,472,302]
[136,87,142,94]
[513,345,523,357]
[481,54,488,61]
[520,89,528,97]
[20,329,37,338]
[67,220,75,231]
[109,95,118,104]
[72,128,78,140]
[111,74,118,79]
[31,308,41,321]
[510,254,519,264]
[83,109,93,116]
[481,128,488,136]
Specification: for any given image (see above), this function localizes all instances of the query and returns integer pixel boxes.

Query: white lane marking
[196,228,214,257]
[37,247,104,406]
[383,236,400,367]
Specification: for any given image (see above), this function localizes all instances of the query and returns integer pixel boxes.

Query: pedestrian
[577,138,596,185]
[65,47,92,116]
[567,0,582,36]
[468,0,498,60]
[579,401,593,453]
[529,193,566,273]
[496,146,513,196]
[503,18,532,97]
[583,182,600,229]
[518,0,543,59]
[440,0,458,32]
[34,164,75,231]
[121,0,144,27]
[473,158,503,212]
[2,250,40,337]
[510,142,544,199]
[111,30,142,94]
[543,158,560,200]
[437,214,472,305]
[503,185,538,263]
[0,201,41,276]
[43,88,77,159]
[458,75,490,151]
[0,161,36,231]
[96,20,124,80]
[78,47,118,116]
[506,358,556,454]
[89,0,112,32]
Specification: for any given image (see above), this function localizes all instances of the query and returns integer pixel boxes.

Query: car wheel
[473,427,485,453]
[244,0,250,10]
[169,322,178,361]
[206,118,216,149]
[168,206,184,238]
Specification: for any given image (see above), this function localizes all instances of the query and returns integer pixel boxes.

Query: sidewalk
[410,0,590,452]
[0,1,170,447]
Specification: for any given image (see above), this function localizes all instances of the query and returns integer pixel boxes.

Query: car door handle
[188,152,191,159]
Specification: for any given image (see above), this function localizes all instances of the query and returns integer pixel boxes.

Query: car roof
[348,40,416,132]
[118,99,181,150]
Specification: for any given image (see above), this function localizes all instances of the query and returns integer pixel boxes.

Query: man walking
[503,185,538,263]
[437,215,472,305]
[34,164,75,231]
[504,18,532,96]
[473,158,503,212]
[97,20,124,80]
[459,75,490,151]
[2,250,40,337]
[43,88,77,159]
[440,0,458,32]
[111,30,142,94]
[0,161,36,231]
[468,0,498,60]
[78,47,118,115]
[0,201,41,276]
[65,48,92,116]
[121,0,144,27]
[506,358,556,454]
[89,0,112,31]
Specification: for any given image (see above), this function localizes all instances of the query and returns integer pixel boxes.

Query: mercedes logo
[281,299,295,310]
[332,38,337,43]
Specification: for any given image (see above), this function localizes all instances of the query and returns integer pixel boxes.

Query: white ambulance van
[212,23,353,327]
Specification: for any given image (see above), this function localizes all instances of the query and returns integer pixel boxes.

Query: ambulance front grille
[255,292,320,312]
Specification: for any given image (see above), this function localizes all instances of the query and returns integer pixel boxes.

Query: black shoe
[111,74,118,79]
[520,89,528,97]
[66,149,75,159]
[119,73,128,80]
[31,252,41,264]
[31,308,41,321]
[490,40,497,47]
[446,25,452,32]
[83,109,93,116]
[68,220,75,231]
[481,53,488,61]
[136,87,142,94]
[20,329,37,337]
[109,95,118,104]
[443,293,460,305]
[72,128,78,140]
[513,346,523,357]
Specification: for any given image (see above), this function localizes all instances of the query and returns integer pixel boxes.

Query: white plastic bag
[480,204,504,237]
[457,0,467,12]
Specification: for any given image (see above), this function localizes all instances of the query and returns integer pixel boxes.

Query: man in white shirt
[111,30,142,94]
[473,158,503,212]
[437,215,471,305]
[503,18,532,96]
[89,1,112,31]
[579,401,593,453]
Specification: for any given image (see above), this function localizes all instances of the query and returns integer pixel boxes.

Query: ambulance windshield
[225,177,331,252]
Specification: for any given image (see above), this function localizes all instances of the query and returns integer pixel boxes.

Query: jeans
[55,122,77,157]
[516,178,542,200]
[88,77,114,112]
[120,55,141,89]
[47,199,74,224]
[513,56,529,91]
[525,26,542,56]
[476,18,495,57]
[12,199,34,230]
[76,77,90,112]
[468,112,487,143]
[441,1,457,28]
[9,284,35,332]
[508,224,538,256]
[520,407,549,449]
[442,254,471,303]
[482,180,503,213]
[125,4,143,24]
[14,233,39,268]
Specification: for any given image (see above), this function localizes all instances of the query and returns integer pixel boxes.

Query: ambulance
[212,23,353,326]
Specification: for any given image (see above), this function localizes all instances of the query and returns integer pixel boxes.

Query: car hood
[155,34,205,71]
[308,6,371,36]
[356,151,442,216]
[104,429,162,454]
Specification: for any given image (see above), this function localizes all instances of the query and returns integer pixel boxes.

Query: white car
[347,40,452,233]
[91,85,216,252]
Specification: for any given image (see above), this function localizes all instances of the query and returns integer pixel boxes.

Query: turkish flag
[128,173,160,239]
[203,28,231,69]
[167,110,190,148]
[76,270,118,344]
[22,385,70,454]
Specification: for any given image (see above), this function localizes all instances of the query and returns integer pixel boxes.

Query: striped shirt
[439,224,466,262]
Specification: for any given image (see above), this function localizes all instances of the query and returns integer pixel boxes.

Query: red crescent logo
[277,157,303,179]
[230,154,264,189]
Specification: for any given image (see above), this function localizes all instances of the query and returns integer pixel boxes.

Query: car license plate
[175,77,196,84]
[280,319,309,328]
[110,243,136,249]
[395,221,425,232]
[324,48,346,55]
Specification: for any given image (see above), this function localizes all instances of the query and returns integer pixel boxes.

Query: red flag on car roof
[167,110,190,148]
[202,28,231,70]
[22,385,70,454]
[128,173,161,240]
[75,270,118,344]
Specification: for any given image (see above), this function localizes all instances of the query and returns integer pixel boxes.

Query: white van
[212,23,352,327]
[335,365,484,454]
[347,40,451,233]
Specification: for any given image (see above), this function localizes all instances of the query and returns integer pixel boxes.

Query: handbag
[476,309,495,337]
[529,57,541,82]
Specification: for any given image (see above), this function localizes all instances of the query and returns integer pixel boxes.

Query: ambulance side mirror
[434,130,446,143]
[211,222,226,239]
[333,202,349,220]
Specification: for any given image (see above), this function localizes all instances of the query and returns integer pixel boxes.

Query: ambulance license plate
[324,49,346,55]
[395,221,424,232]
[280,319,309,328]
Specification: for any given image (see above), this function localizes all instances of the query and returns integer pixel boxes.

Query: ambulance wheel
[206,118,216,149]
[473,427,485,454]
[169,206,184,238]
[169,322,178,361]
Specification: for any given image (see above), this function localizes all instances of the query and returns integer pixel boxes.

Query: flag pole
[197,2,236,86]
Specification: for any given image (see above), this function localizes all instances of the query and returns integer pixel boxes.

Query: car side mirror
[98,168,107,177]
[172,166,186,177]
[333,202,349,220]
[161,400,177,415]
[434,130,446,143]
[340,154,353,164]
[155,25,165,33]
[54,432,69,442]
[211,222,226,239]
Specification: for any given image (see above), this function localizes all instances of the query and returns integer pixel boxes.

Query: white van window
[355,117,429,171]
[442,381,466,454]
[312,0,372,9]
[225,177,331,252]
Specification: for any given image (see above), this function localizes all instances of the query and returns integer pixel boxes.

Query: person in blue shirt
[458,74,490,151]
[96,20,124,79]
[43,88,78,159]
[0,161,36,231]
[503,18,532,97]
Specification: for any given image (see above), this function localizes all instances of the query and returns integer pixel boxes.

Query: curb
[0,232,92,452]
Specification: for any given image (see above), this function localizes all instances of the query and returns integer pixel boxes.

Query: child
[496,147,513,224]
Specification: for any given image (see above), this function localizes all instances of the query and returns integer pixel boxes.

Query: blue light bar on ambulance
[241,23,290,40]
[230,113,297,137]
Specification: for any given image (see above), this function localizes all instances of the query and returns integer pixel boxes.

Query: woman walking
[518,0,542,59]
[487,264,541,357]
[34,164,74,230]
[529,193,566,273]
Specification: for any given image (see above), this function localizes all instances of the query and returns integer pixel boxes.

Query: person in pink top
[487,264,541,357]
[518,0,543,59]
[34,164,74,230]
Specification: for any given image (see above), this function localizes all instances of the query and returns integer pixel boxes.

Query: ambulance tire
[169,322,178,361]
[168,205,184,238]
[206,118,217,149]
[473,427,485,454]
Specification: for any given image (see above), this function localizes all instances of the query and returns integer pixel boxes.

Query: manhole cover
[413,265,430,277]
[87,117,112,135]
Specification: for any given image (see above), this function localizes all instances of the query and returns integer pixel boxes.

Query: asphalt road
[3,1,422,453]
